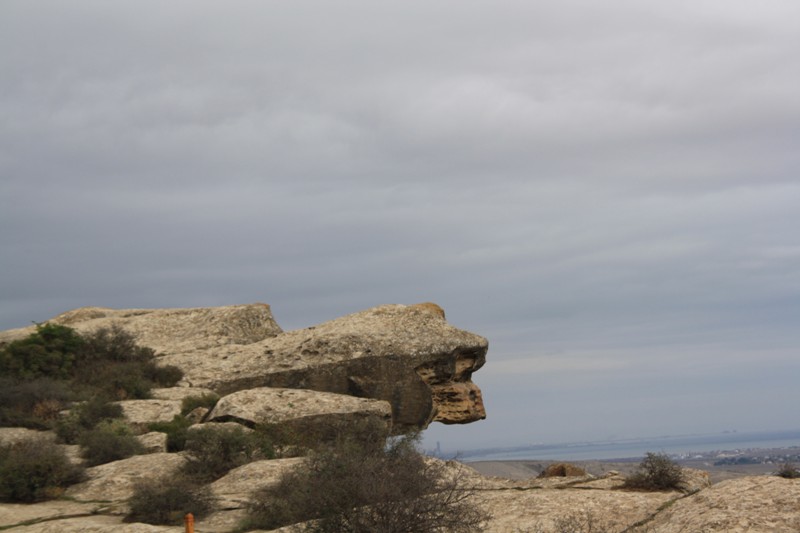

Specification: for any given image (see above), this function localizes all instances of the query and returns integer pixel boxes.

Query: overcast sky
[2,1,799,451]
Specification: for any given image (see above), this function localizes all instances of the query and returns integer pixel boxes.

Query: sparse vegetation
[78,419,145,466]
[0,437,84,502]
[148,415,193,452]
[622,452,685,491]
[180,392,219,416]
[777,462,800,479]
[241,425,487,532]
[181,425,276,482]
[54,396,124,444]
[126,475,215,525]
[0,324,182,431]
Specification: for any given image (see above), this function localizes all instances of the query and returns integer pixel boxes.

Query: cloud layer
[2,1,799,449]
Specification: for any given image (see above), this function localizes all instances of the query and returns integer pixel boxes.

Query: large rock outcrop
[2,302,487,433]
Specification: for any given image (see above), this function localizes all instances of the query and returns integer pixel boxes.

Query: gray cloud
[2,0,799,449]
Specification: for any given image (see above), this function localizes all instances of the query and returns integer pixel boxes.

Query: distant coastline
[435,428,800,462]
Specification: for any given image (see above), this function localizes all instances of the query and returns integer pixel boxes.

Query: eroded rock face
[7,302,487,433]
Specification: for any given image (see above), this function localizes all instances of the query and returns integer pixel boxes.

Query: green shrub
[55,396,124,444]
[0,437,84,502]
[146,363,184,387]
[126,475,214,525]
[242,429,486,533]
[0,323,83,380]
[72,327,182,399]
[1,324,177,429]
[180,393,220,416]
[182,425,275,482]
[623,452,686,491]
[79,420,145,466]
[778,462,800,479]
[148,415,193,452]
[76,325,154,365]
[0,377,72,429]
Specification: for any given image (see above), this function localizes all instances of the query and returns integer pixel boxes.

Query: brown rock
[539,462,588,477]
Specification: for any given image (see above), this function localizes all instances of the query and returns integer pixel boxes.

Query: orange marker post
[184,513,194,533]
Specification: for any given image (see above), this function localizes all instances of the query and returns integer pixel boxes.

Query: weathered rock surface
[4,515,181,532]
[149,387,217,402]
[209,458,305,509]
[208,387,392,433]
[4,302,487,433]
[0,428,56,446]
[65,453,186,503]
[116,400,183,431]
[0,500,104,529]
[135,431,167,453]
[639,476,800,533]
[0,304,282,354]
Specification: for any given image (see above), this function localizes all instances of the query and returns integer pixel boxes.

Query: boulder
[207,387,393,437]
[65,453,186,503]
[539,462,588,478]
[162,302,487,432]
[135,431,168,453]
[116,399,182,430]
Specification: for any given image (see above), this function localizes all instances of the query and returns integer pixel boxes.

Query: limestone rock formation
[207,387,392,435]
[4,302,487,433]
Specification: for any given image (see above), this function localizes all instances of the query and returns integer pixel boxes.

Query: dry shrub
[622,452,685,491]
[126,475,214,525]
[243,427,487,532]
[0,437,84,502]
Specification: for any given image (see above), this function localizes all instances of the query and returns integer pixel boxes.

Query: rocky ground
[2,304,799,532]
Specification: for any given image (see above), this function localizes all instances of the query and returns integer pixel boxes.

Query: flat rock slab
[0,501,103,529]
[0,428,56,445]
[209,457,305,509]
[643,475,800,533]
[4,515,181,532]
[116,399,183,429]
[209,387,392,428]
[0,303,282,353]
[65,453,186,503]
[150,387,217,401]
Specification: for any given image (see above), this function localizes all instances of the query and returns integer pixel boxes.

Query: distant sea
[450,429,800,462]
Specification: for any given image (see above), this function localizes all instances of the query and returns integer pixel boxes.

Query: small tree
[243,427,488,532]
[623,452,685,491]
